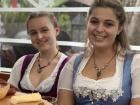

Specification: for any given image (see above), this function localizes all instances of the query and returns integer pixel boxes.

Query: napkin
[10,93,42,104]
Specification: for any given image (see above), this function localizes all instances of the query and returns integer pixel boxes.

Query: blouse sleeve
[7,55,26,89]
[58,55,77,91]
[131,53,140,98]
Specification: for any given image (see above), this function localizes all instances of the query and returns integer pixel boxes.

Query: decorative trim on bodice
[74,86,123,102]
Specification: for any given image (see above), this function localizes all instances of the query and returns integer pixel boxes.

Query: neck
[37,49,59,73]
[95,49,114,59]
[93,47,116,78]
[92,47,116,66]
[93,45,117,59]
[39,49,59,60]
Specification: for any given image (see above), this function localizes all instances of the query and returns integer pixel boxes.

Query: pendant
[37,63,47,73]
[95,67,102,78]
[97,70,101,77]
[37,68,42,73]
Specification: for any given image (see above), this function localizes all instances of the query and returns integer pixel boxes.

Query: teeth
[38,41,45,45]
[95,35,104,39]
[38,39,48,45]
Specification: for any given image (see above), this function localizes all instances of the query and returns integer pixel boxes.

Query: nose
[96,23,104,32]
[37,32,43,39]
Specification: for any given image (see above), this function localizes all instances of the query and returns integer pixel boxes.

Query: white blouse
[8,52,67,92]
[58,53,140,99]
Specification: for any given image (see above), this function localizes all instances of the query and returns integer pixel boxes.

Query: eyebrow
[27,30,34,34]
[90,17,97,20]
[91,17,115,23]
[40,26,48,29]
[28,26,48,31]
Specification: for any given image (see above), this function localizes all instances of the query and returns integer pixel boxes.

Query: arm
[7,56,25,89]
[131,54,140,105]
[0,78,16,95]
[131,98,140,105]
[57,90,75,105]
[57,55,77,105]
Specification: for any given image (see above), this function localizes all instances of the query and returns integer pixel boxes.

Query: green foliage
[0,0,11,7]
[58,13,71,32]
[52,0,68,7]
[19,0,33,7]
[1,12,28,23]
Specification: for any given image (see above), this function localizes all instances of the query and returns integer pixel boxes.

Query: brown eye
[104,22,113,27]
[90,19,99,25]
[28,31,37,36]
[41,28,48,33]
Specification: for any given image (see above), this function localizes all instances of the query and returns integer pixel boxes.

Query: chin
[39,47,49,52]
[94,43,107,48]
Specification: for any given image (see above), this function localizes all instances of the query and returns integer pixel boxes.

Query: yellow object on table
[0,83,10,99]
[10,93,42,104]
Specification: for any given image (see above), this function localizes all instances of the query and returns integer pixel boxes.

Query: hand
[0,78,16,95]
[7,85,17,95]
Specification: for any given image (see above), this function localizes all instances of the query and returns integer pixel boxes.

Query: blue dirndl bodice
[73,53,134,105]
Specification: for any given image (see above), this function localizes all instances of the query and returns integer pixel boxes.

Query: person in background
[8,11,68,98]
[57,30,71,54]
[57,0,140,105]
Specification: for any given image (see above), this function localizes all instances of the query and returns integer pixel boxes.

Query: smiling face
[27,16,60,52]
[87,7,122,49]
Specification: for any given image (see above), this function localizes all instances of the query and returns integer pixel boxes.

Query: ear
[55,27,60,37]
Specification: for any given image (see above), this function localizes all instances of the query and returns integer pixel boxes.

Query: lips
[37,41,45,45]
[94,34,106,40]
[37,39,48,45]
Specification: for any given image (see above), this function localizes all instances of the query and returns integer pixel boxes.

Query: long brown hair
[85,0,130,56]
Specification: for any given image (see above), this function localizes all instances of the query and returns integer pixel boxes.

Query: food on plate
[0,83,10,99]
[10,93,42,104]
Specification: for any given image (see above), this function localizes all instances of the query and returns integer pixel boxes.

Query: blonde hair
[26,11,59,31]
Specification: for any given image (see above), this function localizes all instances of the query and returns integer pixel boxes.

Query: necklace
[93,52,116,78]
[37,51,59,73]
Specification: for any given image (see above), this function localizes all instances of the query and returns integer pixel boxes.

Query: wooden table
[0,96,41,105]
[0,72,10,81]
